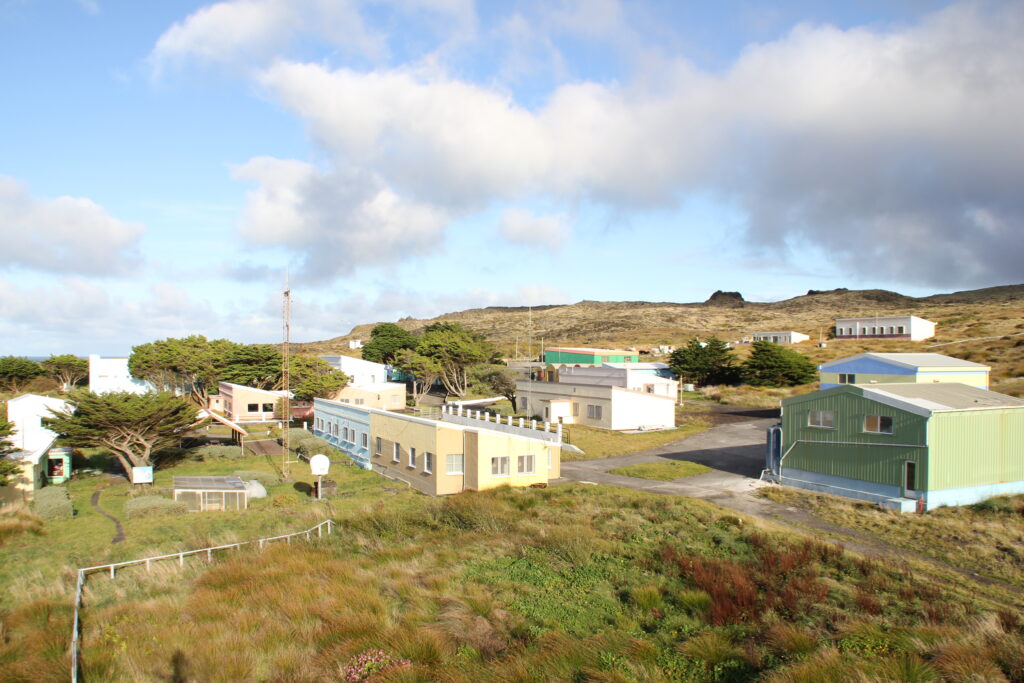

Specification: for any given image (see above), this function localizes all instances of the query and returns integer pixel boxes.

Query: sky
[1,0,1022,356]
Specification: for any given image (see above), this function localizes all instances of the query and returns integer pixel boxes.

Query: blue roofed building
[818,353,990,390]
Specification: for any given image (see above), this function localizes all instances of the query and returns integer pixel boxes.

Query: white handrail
[70,519,336,682]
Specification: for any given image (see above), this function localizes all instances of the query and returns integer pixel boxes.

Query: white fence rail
[70,519,336,682]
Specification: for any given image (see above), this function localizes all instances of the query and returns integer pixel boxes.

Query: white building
[319,355,389,386]
[834,316,936,342]
[2,394,70,507]
[88,355,153,394]
[558,364,678,398]
[750,331,810,345]
[347,339,364,350]
[517,380,676,431]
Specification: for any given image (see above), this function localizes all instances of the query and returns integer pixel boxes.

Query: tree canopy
[361,323,418,364]
[40,354,88,392]
[471,365,518,410]
[392,349,441,407]
[129,336,241,404]
[0,356,43,392]
[289,356,350,401]
[44,391,198,483]
[742,341,818,387]
[668,338,740,386]
[418,323,497,398]
[221,344,281,390]
[0,416,20,486]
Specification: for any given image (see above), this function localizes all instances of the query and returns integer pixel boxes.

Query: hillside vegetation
[298,285,1024,394]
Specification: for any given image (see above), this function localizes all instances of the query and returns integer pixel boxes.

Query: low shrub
[194,445,244,461]
[338,649,411,682]
[32,486,73,521]
[124,496,188,519]
[233,470,279,487]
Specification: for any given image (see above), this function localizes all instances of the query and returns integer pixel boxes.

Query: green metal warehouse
[542,347,640,364]
[766,383,1024,512]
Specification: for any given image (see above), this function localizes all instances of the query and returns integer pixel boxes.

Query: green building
[542,347,640,364]
[767,383,1024,512]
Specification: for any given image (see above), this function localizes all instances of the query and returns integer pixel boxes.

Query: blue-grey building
[312,398,372,469]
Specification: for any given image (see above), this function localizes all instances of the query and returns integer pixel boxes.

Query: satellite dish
[309,453,330,476]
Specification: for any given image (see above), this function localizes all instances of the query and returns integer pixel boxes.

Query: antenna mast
[281,272,292,479]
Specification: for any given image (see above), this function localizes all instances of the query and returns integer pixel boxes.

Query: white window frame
[839,373,856,384]
[446,454,464,475]
[393,442,400,462]
[375,436,382,456]
[409,447,417,468]
[424,452,433,474]
[361,433,368,448]
[491,456,509,477]
[863,415,894,434]
[587,404,603,420]
[517,454,535,475]
[808,410,835,429]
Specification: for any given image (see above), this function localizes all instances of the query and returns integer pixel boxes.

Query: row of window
[315,417,369,449]
[538,403,604,420]
[246,402,275,413]
[490,454,535,476]
[807,410,893,434]
[836,326,906,336]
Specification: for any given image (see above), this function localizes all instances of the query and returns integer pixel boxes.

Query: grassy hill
[297,284,1024,394]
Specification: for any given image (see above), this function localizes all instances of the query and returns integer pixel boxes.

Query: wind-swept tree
[418,323,496,398]
[472,365,519,410]
[44,391,198,483]
[129,336,239,405]
[393,349,442,407]
[221,344,282,390]
[361,323,418,364]
[742,341,817,387]
[668,338,740,386]
[40,354,88,392]
[0,415,20,486]
[0,356,44,393]
[288,356,350,401]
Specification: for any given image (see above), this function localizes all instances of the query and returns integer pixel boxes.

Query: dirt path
[557,403,1024,609]
[90,489,126,544]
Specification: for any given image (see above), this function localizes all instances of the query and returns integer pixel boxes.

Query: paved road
[559,404,778,500]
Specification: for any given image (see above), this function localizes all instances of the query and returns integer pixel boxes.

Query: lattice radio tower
[281,272,292,479]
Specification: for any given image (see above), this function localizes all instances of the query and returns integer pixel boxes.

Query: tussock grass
[0,510,44,546]
[609,460,711,481]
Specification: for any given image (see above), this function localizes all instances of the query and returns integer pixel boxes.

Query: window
[517,454,535,474]
[601,356,610,362]
[905,461,917,491]
[247,403,259,412]
[393,442,400,462]
[544,407,550,419]
[424,452,433,474]
[343,427,349,441]
[888,326,895,334]
[339,398,351,404]
[262,403,274,412]
[409,447,417,468]
[897,326,905,334]
[375,437,382,456]
[864,415,893,434]
[361,433,368,448]
[355,398,365,405]
[446,454,464,475]
[808,410,834,428]
[839,373,856,384]
[587,404,603,420]
[491,456,509,477]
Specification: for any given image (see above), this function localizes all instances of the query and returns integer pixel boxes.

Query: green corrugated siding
[782,388,927,487]
[928,409,1024,490]
[544,351,640,364]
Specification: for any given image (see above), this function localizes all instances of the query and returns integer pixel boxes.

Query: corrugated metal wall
[782,388,927,488]
[928,409,1024,490]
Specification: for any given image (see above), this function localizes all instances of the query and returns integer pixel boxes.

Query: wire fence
[70,519,336,682]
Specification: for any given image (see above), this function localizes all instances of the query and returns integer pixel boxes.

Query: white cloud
[499,208,569,249]
[148,0,383,76]
[251,1,1024,286]
[0,176,144,276]
[231,157,450,280]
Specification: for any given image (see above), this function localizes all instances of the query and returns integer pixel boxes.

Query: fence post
[110,566,115,579]
[207,549,212,562]
[145,559,150,572]
[318,525,322,538]
[259,539,264,550]
[179,552,184,567]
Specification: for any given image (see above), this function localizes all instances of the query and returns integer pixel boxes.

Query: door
[765,425,782,475]
[903,461,917,497]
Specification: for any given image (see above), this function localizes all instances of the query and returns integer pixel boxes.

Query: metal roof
[544,346,635,354]
[821,352,989,371]
[173,476,247,491]
[861,383,1024,413]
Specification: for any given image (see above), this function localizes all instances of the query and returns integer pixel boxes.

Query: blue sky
[2,0,1021,355]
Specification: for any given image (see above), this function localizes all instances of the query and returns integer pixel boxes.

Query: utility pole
[281,273,292,480]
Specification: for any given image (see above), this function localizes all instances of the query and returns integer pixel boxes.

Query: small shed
[173,476,249,512]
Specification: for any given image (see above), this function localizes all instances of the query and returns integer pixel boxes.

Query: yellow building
[314,399,560,495]
[819,353,990,390]
[332,382,407,411]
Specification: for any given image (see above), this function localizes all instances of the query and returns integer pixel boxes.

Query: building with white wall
[319,355,389,386]
[2,394,70,507]
[834,316,936,342]
[558,365,678,398]
[88,355,153,394]
[516,379,676,431]
[750,331,810,345]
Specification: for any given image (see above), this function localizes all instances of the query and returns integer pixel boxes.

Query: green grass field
[608,460,711,481]
[562,404,712,461]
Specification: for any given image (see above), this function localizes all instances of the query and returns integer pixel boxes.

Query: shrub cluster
[338,649,410,682]
[124,495,188,519]
[32,486,73,521]
[193,445,244,461]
